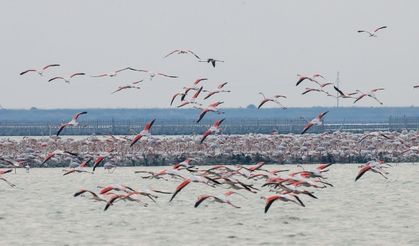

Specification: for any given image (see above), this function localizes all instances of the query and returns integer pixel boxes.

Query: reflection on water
[0,164,419,245]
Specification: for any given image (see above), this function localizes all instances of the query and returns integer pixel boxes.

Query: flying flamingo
[111,85,141,94]
[192,78,209,86]
[74,189,106,202]
[353,88,385,105]
[200,119,225,144]
[258,92,287,109]
[130,119,156,147]
[296,74,315,86]
[357,26,387,37]
[301,88,329,96]
[0,169,15,187]
[48,73,85,83]
[355,160,389,181]
[301,111,328,134]
[358,132,391,143]
[334,86,359,98]
[195,101,224,123]
[20,64,60,76]
[194,191,242,208]
[91,67,142,78]
[263,194,305,213]
[62,158,93,175]
[203,89,231,100]
[56,112,88,136]
[41,149,78,165]
[104,193,145,211]
[199,58,224,67]
[169,174,221,202]
[136,69,178,80]
[177,86,203,108]
[164,49,200,59]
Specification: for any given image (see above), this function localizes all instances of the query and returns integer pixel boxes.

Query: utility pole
[335,71,340,108]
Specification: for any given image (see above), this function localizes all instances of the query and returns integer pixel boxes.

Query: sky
[0,0,418,109]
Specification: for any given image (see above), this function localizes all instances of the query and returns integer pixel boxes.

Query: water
[1,164,418,245]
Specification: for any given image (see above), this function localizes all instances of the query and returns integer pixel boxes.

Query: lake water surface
[1,164,418,245]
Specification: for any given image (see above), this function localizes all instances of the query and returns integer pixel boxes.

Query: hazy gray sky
[1,0,418,109]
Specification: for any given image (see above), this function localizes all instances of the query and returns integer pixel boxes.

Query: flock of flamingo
[1,25,418,213]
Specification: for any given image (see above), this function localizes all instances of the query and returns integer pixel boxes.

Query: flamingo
[200,119,225,144]
[56,112,88,136]
[353,88,385,105]
[193,78,208,85]
[414,85,419,88]
[130,119,156,147]
[301,111,328,134]
[296,74,315,86]
[217,82,228,89]
[400,146,419,155]
[91,67,142,78]
[301,88,329,96]
[263,194,305,213]
[333,86,359,98]
[358,26,387,37]
[0,157,24,171]
[257,92,287,109]
[74,189,106,202]
[169,174,221,202]
[164,49,200,59]
[355,160,389,181]
[0,169,15,187]
[104,193,144,211]
[42,149,78,165]
[111,85,141,94]
[194,191,242,208]
[48,73,85,83]
[170,92,187,106]
[199,58,224,67]
[196,101,224,123]
[136,69,178,80]
[358,132,391,143]
[20,64,60,76]
[63,158,93,176]
[203,89,231,100]
[177,86,203,108]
